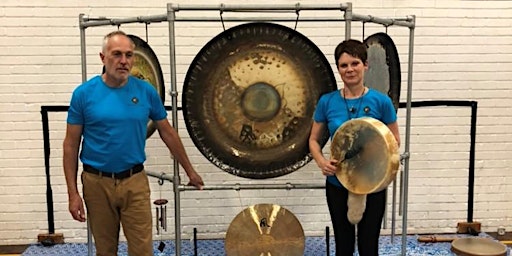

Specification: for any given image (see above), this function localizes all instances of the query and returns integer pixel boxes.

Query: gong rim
[183,22,336,179]
[364,32,401,112]
[128,34,165,139]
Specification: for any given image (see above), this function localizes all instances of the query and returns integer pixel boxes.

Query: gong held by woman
[309,39,400,255]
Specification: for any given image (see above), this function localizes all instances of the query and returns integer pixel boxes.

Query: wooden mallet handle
[417,235,457,243]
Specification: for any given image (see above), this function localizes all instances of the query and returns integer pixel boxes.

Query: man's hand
[186,171,204,190]
[68,194,86,222]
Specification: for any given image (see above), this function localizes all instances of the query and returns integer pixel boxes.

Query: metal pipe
[80,4,351,28]
[383,189,388,229]
[352,13,415,28]
[78,13,94,256]
[344,2,352,40]
[146,170,326,191]
[166,4,183,256]
[467,102,478,223]
[193,227,198,256]
[79,14,417,26]
[391,174,397,242]
[392,153,409,242]
[79,14,87,83]
[179,183,325,191]
[80,14,167,28]
[41,108,55,236]
[168,3,349,12]
[161,17,347,22]
[79,9,415,29]
[401,15,416,256]
[325,226,330,255]
[146,171,174,183]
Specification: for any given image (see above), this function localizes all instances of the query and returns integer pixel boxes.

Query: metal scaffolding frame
[78,3,415,255]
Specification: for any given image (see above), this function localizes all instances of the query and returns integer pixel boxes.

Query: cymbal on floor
[225,204,305,256]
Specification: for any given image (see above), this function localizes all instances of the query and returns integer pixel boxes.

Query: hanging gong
[331,117,399,195]
[225,204,305,256]
[363,32,401,112]
[128,34,165,139]
[183,22,336,179]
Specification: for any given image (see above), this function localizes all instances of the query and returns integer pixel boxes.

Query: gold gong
[225,204,305,256]
[183,22,336,179]
[128,35,165,139]
[331,117,399,195]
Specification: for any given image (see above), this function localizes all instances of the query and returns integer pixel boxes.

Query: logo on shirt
[131,97,139,104]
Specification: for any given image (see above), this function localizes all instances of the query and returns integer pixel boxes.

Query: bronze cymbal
[331,117,399,195]
[225,204,305,256]
[183,22,336,179]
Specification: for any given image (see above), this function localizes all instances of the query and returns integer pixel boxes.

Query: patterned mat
[22,234,509,256]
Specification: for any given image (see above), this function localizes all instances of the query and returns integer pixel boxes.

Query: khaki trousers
[82,170,153,256]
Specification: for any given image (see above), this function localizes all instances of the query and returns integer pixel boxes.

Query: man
[63,30,204,256]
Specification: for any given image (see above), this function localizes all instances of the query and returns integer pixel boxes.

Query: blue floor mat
[22,234,509,256]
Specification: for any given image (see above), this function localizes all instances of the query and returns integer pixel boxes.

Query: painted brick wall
[0,0,511,245]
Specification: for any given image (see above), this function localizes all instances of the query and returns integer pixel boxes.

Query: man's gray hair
[102,30,134,53]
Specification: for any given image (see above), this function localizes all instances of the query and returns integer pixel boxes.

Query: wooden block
[456,221,481,234]
[37,233,64,245]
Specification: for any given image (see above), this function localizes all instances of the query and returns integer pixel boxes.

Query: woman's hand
[318,158,339,176]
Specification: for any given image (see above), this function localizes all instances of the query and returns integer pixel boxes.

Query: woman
[309,39,400,255]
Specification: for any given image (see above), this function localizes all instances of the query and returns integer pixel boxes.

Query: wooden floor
[488,231,512,247]
[0,244,28,255]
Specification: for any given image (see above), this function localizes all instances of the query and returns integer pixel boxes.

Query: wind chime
[154,177,168,253]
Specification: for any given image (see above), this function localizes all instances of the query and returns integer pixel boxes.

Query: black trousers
[326,181,386,256]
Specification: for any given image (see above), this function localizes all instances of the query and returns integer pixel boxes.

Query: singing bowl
[128,34,165,139]
[183,22,336,179]
[331,117,399,194]
[225,204,305,256]
[364,32,401,112]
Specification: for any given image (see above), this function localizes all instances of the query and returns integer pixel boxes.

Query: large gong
[128,34,165,139]
[183,22,336,179]
[364,32,401,112]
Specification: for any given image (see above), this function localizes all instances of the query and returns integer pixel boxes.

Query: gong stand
[79,4,416,256]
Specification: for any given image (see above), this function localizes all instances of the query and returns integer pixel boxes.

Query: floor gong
[225,204,305,256]
[451,237,507,256]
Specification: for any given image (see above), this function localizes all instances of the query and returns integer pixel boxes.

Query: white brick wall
[1,0,511,245]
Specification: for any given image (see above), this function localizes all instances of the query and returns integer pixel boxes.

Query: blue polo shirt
[313,88,397,187]
[67,75,166,172]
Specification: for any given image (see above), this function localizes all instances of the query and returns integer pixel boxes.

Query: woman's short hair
[334,39,368,66]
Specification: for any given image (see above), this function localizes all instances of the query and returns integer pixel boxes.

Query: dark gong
[128,34,165,139]
[183,22,336,179]
[363,32,401,111]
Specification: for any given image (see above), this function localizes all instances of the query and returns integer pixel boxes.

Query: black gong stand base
[325,226,330,255]
[157,241,165,252]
